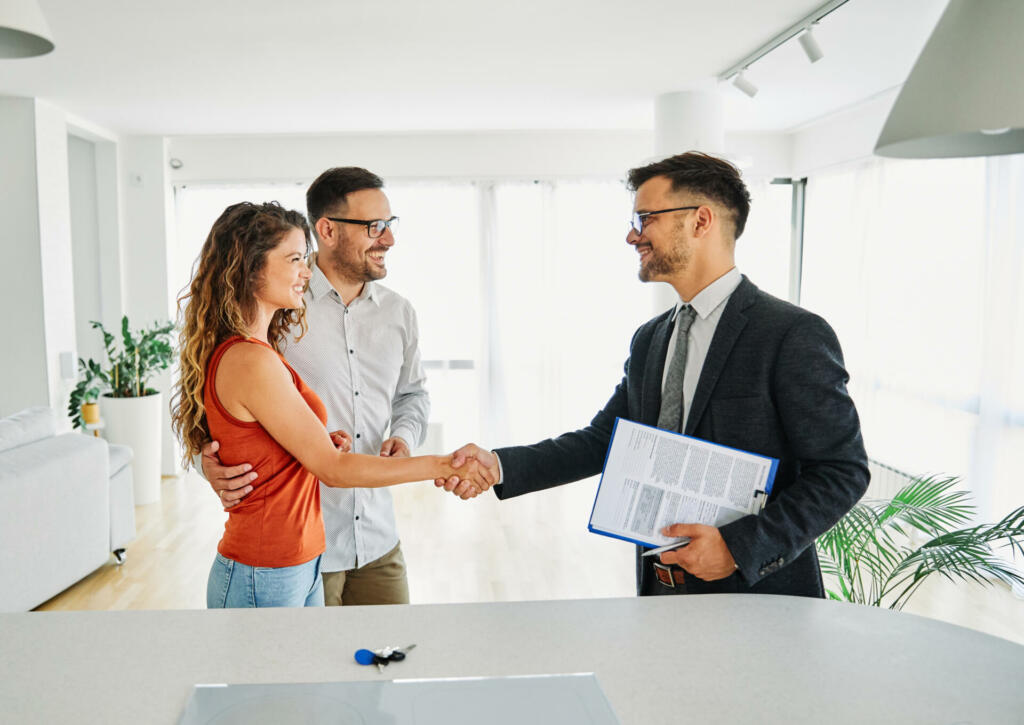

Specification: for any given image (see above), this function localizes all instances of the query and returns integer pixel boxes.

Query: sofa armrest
[0,433,110,611]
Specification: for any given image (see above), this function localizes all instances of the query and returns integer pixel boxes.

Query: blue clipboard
[587,417,779,549]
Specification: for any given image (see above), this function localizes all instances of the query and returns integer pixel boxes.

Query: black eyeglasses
[629,206,698,235]
[327,216,399,239]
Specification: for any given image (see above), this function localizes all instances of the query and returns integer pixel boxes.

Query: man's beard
[326,245,388,283]
[639,239,690,282]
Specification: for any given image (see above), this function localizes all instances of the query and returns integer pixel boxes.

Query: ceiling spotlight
[798,27,823,63]
[732,71,758,98]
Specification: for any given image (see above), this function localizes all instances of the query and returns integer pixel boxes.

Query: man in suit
[441,151,869,597]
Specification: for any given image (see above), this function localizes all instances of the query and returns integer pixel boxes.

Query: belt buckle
[652,561,678,589]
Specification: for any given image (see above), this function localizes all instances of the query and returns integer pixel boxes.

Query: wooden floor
[36,472,1024,646]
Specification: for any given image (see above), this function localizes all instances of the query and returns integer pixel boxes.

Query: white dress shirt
[282,263,430,572]
[661,267,742,430]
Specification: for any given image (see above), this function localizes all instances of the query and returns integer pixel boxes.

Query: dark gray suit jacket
[493,276,869,597]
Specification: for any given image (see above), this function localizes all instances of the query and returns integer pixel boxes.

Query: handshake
[435,443,499,500]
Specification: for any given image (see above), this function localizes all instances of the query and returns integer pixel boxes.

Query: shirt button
[354,391,359,396]
[349,349,354,354]
[356,434,361,439]
[355,515,360,521]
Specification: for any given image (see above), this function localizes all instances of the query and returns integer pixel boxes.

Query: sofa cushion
[108,444,133,476]
[0,407,56,454]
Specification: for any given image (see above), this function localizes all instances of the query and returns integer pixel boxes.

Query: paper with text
[588,418,778,549]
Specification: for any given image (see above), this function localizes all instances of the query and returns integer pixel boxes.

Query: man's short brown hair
[627,152,752,239]
[306,167,384,239]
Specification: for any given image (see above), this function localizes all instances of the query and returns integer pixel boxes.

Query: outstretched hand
[434,443,500,500]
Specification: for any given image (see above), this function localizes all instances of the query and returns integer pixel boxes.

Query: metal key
[382,643,416,662]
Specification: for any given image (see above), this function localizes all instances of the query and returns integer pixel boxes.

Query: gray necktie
[657,305,698,432]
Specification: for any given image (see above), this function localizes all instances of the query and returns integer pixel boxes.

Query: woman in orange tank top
[171,202,491,608]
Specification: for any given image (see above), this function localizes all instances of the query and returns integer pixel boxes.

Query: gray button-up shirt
[282,262,430,572]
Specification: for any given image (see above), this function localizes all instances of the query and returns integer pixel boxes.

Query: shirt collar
[672,267,742,321]
[307,259,380,306]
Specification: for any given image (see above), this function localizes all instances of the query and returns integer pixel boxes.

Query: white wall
[0,98,49,415]
[0,97,77,422]
[67,116,128,340]
[69,134,105,364]
[791,88,899,176]
[120,136,181,475]
[166,130,794,186]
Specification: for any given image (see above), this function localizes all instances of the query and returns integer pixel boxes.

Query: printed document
[588,418,778,549]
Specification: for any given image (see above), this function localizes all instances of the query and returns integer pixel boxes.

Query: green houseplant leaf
[816,474,1024,610]
[69,316,176,427]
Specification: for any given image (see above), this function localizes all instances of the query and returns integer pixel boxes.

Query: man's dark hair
[306,167,384,237]
[627,152,752,239]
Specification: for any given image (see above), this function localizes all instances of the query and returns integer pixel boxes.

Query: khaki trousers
[321,541,410,606]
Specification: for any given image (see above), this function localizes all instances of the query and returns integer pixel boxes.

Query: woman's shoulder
[218,338,289,379]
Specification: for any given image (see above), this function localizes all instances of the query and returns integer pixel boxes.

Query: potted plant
[816,474,1024,610]
[67,358,104,429]
[81,316,175,505]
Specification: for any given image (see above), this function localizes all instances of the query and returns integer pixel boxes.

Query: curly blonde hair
[171,201,312,468]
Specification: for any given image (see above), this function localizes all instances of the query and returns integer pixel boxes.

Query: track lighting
[798,27,823,63]
[717,0,849,96]
[731,72,758,98]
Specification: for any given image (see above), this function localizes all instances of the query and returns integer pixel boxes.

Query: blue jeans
[206,552,325,608]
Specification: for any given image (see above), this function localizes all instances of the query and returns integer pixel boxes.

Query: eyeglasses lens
[369,218,399,238]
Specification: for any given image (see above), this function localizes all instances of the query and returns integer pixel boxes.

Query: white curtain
[800,154,1024,531]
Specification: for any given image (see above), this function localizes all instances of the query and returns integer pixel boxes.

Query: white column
[654,91,725,157]
[650,91,726,312]
[0,97,78,422]
[120,136,181,475]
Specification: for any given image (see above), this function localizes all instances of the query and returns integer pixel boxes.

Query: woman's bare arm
[216,343,492,489]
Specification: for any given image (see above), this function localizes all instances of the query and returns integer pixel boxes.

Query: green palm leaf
[873,475,974,535]
[816,471,1024,610]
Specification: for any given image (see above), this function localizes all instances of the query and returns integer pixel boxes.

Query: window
[801,154,1024,522]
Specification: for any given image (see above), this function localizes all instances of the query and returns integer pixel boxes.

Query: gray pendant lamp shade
[0,0,54,58]
[875,0,1024,159]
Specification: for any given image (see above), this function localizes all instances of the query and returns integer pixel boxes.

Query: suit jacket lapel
[641,310,674,425]
[684,277,756,436]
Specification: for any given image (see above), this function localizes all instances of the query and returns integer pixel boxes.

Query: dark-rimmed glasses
[327,216,399,239]
[629,206,698,235]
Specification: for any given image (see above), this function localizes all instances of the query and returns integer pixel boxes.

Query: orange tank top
[204,336,327,567]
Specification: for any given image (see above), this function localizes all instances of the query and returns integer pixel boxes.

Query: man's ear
[692,205,715,239]
[314,217,334,246]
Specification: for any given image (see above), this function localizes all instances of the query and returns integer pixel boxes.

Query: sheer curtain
[800,154,1024,535]
[736,177,793,301]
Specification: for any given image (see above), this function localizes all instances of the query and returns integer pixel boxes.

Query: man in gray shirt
[202,167,429,605]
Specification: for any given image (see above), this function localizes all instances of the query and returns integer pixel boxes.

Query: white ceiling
[0,0,948,136]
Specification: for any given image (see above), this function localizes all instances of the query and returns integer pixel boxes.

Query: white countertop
[2,595,1022,724]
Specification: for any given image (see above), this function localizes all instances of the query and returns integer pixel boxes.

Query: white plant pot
[102,392,163,505]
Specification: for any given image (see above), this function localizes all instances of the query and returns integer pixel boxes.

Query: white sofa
[0,407,136,612]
